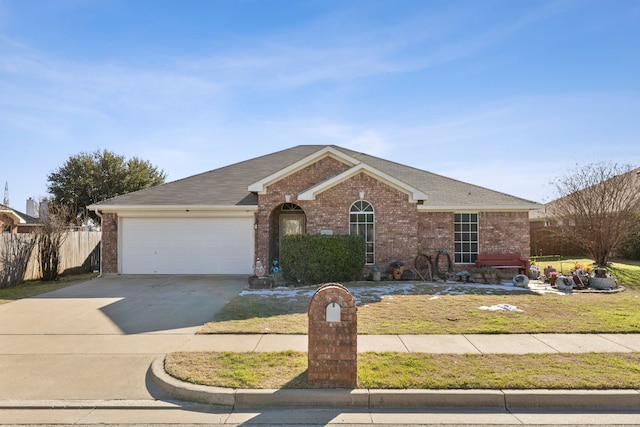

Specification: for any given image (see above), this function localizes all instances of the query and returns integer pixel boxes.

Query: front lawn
[200,282,640,335]
[165,351,640,390]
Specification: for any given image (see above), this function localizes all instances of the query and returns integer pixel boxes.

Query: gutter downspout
[93,209,103,277]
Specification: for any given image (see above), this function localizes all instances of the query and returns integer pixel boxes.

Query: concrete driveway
[0,275,246,401]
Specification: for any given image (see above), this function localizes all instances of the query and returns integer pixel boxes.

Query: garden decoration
[387,260,405,280]
[589,267,617,290]
[512,274,529,287]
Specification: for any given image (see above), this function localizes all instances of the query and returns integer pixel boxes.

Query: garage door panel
[121,217,254,274]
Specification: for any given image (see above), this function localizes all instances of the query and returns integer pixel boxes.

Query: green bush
[617,233,640,260]
[617,216,640,261]
[280,234,366,286]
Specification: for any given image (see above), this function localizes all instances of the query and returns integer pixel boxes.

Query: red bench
[474,254,529,275]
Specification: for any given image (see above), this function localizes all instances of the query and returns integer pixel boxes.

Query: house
[530,166,640,258]
[0,204,40,234]
[88,145,542,275]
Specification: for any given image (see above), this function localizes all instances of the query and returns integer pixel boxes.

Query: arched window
[350,201,374,264]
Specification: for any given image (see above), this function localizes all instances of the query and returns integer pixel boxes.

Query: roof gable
[297,163,428,203]
[0,204,33,224]
[248,146,360,194]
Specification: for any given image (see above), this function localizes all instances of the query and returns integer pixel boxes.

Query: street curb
[149,357,640,410]
[503,389,640,410]
[0,399,183,409]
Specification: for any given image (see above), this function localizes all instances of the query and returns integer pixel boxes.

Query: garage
[119,217,254,274]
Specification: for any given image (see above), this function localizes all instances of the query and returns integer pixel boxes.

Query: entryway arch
[269,203,306,266]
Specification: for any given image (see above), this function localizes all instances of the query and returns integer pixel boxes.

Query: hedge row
[280,234,366,286]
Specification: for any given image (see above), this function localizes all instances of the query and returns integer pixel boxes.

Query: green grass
[609,259,640,286]
[165,351,640,390]
[0,272,98,305]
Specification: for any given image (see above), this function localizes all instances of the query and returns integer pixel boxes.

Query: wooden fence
[1,231,101,282]
[530,225,583,258]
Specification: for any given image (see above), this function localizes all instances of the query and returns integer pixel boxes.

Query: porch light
[110,220,117,231]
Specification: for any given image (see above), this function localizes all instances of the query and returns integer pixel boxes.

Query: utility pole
[3,181,8,206]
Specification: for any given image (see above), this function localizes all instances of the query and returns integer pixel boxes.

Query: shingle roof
[0,204,40,224]
[89,145,541,210]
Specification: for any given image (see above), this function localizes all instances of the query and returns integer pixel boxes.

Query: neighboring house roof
[89,145,542,212]
[529,166,640,221]
[0,204,40,225]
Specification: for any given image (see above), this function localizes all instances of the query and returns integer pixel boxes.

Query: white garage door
[120,217,254,274]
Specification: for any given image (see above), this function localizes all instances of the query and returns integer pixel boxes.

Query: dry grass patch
[359,291,640,334]
[165,351,640,390]
[165,351,308,389]
[200,285,640,335]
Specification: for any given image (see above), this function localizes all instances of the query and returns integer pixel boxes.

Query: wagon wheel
[414,253,433,282]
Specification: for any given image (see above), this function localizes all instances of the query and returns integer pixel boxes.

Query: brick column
[307,283,357,388]
[101,212,118,274]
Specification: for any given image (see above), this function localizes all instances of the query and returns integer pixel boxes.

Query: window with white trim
[454,213,478,264]
[350,201,375,264]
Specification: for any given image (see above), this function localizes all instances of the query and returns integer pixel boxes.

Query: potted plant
[389,260,405,280]
[549,271,559,286]
[544,264,556,280]
[470,266,497,284]
[570,263,590,288]
[456,270,472,283]
[590,267,617,290]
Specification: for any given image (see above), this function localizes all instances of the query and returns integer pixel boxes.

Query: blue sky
[1,0,639,211]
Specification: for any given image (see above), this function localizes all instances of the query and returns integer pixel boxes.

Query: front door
[270,203,306,265]
[280,213,305,240]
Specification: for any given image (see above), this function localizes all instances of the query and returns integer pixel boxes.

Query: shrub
[280,234,366,286]
[617,232,640,260]
[617,216,640,260]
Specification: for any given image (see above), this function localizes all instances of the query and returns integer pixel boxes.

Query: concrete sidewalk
[178,332,640,354]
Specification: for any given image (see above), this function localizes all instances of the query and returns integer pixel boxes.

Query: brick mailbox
[307,283,357,388]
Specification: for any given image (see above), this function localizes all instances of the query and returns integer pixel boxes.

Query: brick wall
[256,157,420,270]
[101,212,118,273]
[311,173,419,268]
[255,156,349,265]
[480,211,531,258]
[417,211,454,258]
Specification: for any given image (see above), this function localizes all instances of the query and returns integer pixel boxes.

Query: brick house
[0,204,40,234]
[89,145,541,275]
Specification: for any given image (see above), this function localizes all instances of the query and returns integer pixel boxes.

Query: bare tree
[0,233,36,288]
[36,204,71,281]
[548,162,640,266]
